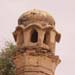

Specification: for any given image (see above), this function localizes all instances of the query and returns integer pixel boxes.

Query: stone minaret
[13,9,61,75]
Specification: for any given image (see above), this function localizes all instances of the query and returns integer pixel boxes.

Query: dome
[18,9,55,26]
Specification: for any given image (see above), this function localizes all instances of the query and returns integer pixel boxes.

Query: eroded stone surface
[13,9,61,75]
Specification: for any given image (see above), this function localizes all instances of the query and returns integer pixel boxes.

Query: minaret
[13,9,61,75]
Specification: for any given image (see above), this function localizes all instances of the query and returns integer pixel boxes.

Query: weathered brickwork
[13,9,61,75]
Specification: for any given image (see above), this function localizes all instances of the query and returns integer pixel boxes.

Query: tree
[0,42,16,75]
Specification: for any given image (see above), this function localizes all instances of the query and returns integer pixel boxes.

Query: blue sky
[0,0,75,75]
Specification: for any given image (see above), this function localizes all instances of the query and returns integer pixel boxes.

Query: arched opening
[31,29,38,43]
[43,31,50,45]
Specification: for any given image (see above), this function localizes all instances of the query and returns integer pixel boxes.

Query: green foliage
[0,42,16,75]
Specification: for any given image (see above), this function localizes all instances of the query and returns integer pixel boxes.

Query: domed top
[18,9,55,26]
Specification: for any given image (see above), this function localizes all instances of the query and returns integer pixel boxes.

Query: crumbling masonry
[13,9,61,75]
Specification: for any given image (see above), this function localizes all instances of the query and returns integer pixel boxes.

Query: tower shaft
[13,9,61,75]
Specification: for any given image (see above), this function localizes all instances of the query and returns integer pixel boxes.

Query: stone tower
[13,9,61,75]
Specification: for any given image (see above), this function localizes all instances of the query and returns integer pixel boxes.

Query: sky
[0,0,75,75]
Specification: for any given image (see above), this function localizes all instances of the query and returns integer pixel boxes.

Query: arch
[31,29,38,43]
[16,25,24,31]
